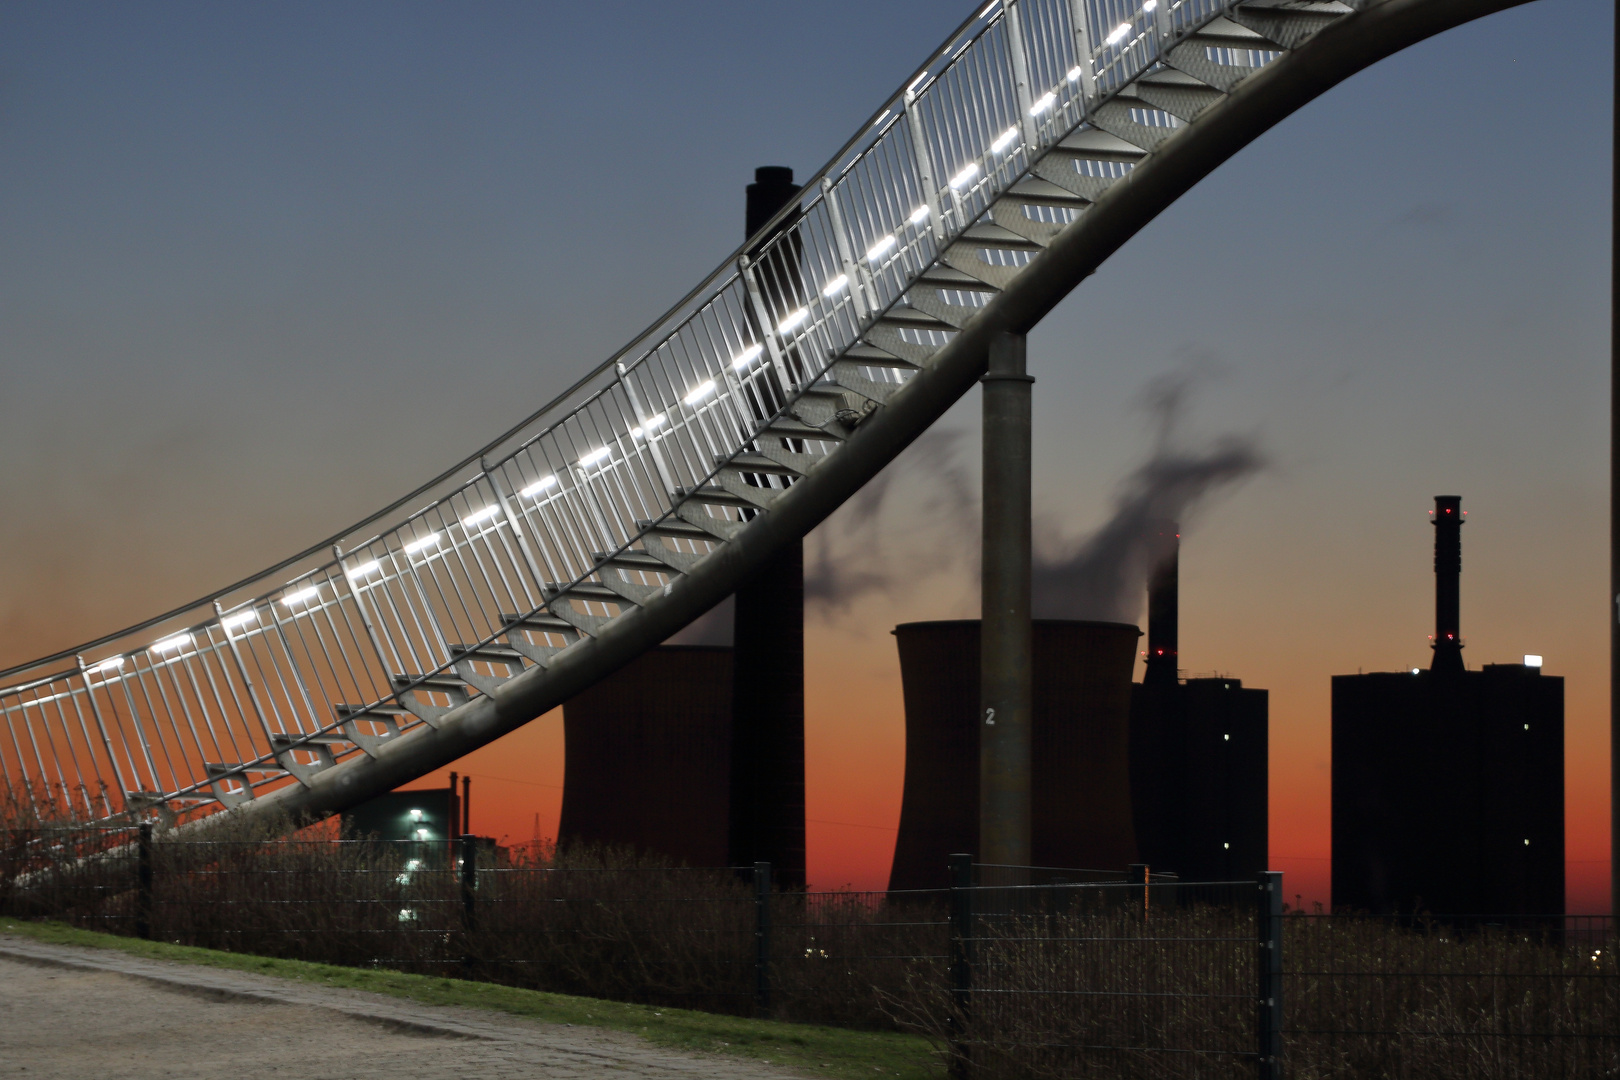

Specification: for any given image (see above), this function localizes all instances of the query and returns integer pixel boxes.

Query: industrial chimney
[1430,495,1464,672]
[1142,521,1179,686]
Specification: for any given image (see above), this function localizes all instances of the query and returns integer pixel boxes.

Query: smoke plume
[1031,369,1262,622]
[803,426,976,618]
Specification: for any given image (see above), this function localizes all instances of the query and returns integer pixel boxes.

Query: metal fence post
[754,861,772,1015]
[135,823,153,940]
[1257,871,1283,1080]
[460,834,478,930]
[948,853,974,1079]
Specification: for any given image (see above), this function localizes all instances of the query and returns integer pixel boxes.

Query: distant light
[1030,92,1056,115]
[416,828,430,840]
[991,126,1019,153]
[281,587,319,608]
[733,344,764,370]
[403,532,441,554]
[866,235,897,261]
[347,560,380,579]
[222,611,257,631]
[1411,668,1420,675]
[908,205,931,225]
[1524,654,1543,668]
[1066,65,1084,82]
[578,446,612,467]
[520,476,558,498]
[152,633,191,654]
[1524,724,1530,731]
[1223,842,1230,850]
[1105,21,1131,44]
[776,308,809,335]
[683,380,716,406]
[949,163,979,189]
[461,505,502,528]
[1524,838,1530,845]
[822,274,849,298]
[1144,0,1158,10]
[1223,733,1230,741]
[95,656,127,673]
[409,808,424,821]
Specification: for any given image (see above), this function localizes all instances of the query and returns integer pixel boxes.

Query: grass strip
[0,919,940,1080]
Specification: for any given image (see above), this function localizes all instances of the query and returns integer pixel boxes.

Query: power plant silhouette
[347,176,1553,916]
[886,620,1141,890]
[1129,523,1271,882]
[1332,497,1565,916]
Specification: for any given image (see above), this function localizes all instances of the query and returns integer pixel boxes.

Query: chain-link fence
[3,828,1615,1078]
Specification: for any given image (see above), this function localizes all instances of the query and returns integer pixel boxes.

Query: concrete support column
[979,331,1034,868]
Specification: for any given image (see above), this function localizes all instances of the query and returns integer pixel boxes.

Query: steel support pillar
[1611,0,1619,922]
[979,331,1033,868]
[730,166,807,888]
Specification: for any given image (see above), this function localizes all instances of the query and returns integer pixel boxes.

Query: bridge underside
[0,0,1535,833]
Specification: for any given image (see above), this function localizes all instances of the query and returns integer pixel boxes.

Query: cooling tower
[559,645,732,866]
[887,620,1141,891]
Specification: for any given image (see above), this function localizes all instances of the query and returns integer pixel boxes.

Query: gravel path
[0,935,803,1079]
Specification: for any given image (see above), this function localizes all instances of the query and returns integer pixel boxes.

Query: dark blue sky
[1,0,1612,899]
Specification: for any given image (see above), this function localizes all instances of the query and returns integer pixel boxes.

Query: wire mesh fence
[2,828,1616,1079]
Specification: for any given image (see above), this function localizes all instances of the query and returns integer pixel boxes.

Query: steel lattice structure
[0,0,1528,826]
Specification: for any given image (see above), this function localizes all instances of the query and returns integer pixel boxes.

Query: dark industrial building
[558,645,733,867]
[887,620,1141,891]
[1129,524,1270,881]
[1332,497,1564,916]
[341,774,472,866]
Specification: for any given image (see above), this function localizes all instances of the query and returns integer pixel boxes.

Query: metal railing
[0,0,1336,820]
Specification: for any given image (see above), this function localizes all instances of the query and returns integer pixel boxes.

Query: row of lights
[583,6,1161,476]
[89,4,1170,680]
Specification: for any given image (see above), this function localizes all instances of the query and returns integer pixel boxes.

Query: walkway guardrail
[1,0,1350,820]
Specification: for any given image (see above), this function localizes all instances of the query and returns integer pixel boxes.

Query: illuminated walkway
[0,0,1528,826]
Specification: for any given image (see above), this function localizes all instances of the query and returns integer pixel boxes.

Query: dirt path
[0,936,804,1079]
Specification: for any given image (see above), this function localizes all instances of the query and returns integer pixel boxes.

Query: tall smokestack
[1431,495,1464,672]
[729,166,807,887]
[1142,522,1179,686]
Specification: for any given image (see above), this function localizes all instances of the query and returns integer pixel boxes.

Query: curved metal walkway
[1,0,1528,826]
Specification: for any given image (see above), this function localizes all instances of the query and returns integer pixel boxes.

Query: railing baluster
[903,87,945,242]
[1004,0,1040,150]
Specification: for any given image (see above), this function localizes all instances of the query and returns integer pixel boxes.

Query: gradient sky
[2,0,1612,909]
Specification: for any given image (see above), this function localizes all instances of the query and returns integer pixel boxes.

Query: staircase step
[1230,0,1348,49]
[760,416,844,441]
[674,502,746,540]
[271,730,353,748]
[392,672,471,694]
[722,452,804,477]
[449,642,530,667]
[335,702,414,720]
[676,483,777,511]
[841,343,920,368]
[500,610,581,633]
[918,264,999,288]
[545,582,625,602]
[593,550,673,571]
[959,223,1044,251]
[635,517,724,541]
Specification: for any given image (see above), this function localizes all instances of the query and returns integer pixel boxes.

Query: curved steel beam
[230,0,1536,825]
